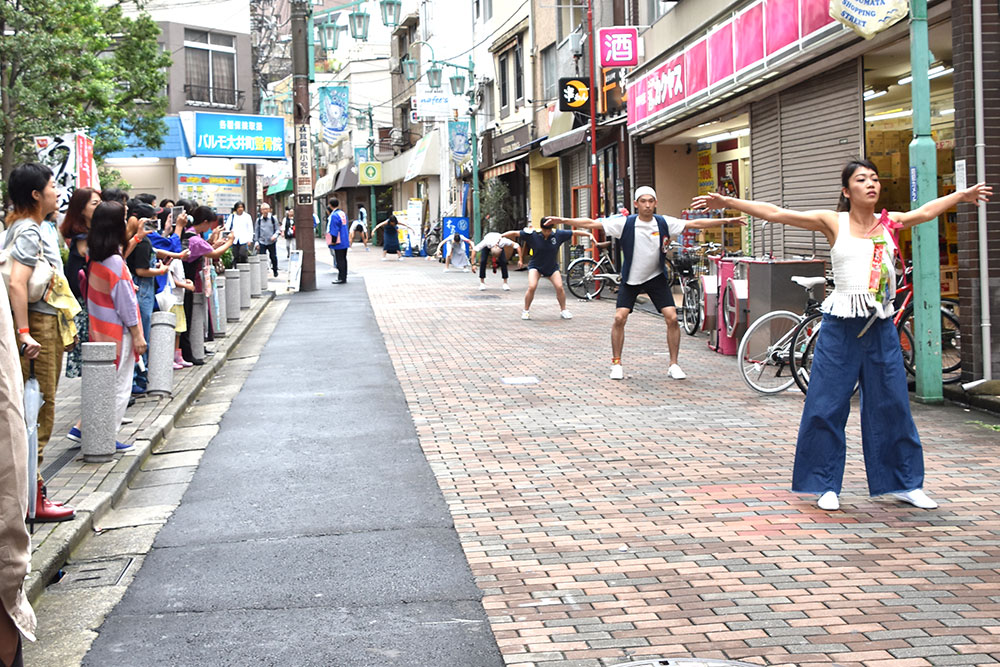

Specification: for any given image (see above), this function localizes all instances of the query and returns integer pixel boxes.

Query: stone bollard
[225,269,242,322]
[214,275,227,337]
[258,251,270,290]
[147,311,177,397]
[249,254,262,297]
[237,262,251,310]
[190,292,206,362]
[81,342,118,463]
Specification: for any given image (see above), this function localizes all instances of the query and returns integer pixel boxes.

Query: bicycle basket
[672,253,696,274]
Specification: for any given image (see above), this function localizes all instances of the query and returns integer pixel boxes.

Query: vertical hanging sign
[295,123,313,205]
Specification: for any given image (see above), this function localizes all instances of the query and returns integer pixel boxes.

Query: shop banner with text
[318,86,350,143]
[830,0,908,39]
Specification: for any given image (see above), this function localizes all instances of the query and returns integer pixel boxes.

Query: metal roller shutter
[750,58,863,262]
[750,95,784,258]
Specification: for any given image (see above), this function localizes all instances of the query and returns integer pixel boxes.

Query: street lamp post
[403,44,481,242]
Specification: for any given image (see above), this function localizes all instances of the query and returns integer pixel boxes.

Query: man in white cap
[548,186,742,380]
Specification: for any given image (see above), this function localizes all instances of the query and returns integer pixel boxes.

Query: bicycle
[565,241,620,300]
[672,242,722,335]
[737,275,828,394]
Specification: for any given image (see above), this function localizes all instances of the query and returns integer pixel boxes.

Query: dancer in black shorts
[503,219,590,320]
[549,186,742,380]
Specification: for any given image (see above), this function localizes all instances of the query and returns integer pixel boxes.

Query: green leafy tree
[481,177,515,235]
[0,0,171,190]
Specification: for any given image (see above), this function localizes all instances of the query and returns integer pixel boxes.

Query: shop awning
[104,116,191,160]
[482,155,521,180]
[404,130,440,182]
[266,178,292,195]
[333,162,359,190]
[540,125,588,157]
[313,171,336,197]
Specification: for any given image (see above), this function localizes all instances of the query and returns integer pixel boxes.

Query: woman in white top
[226,201,254,264]
[693,159,990,512]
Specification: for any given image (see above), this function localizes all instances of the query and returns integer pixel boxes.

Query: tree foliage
[481,177,515,235]
[0,0,171,183]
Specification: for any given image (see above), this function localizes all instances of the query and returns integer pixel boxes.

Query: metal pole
[908,0,942,402]
[291,0,316,291]
[972,0,993,380]
[368,104,377,241]
[586,0,599,221]
[470,56,481,243]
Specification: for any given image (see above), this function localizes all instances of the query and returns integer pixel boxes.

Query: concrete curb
[25,291,276,603]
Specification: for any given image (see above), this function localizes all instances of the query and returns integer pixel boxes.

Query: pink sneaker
[173,360,184,370]
[174,350,193,368]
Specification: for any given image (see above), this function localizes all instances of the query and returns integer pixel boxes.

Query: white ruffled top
[821,211,897,320]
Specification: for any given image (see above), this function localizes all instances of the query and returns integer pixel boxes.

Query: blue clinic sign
[192,112,286,159]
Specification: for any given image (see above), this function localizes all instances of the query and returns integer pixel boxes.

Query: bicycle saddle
[791,275,826,289]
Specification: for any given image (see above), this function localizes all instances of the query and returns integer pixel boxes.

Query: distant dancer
[437,233,472,272]
[506,218,587,320]
[472,231,518,291]
[371,215,414,261]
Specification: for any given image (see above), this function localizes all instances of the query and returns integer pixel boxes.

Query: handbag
[155,269,176,311]
[0,223,55,303]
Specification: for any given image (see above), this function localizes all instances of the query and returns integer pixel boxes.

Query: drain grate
[54,558,134,589]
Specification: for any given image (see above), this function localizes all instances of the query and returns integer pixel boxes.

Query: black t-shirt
[126,238,154,281]
[64,233,88,301]
[520,229,573,274]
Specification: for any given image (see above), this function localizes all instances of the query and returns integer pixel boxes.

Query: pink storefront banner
[708,22,734,85]
[628,0,838,128]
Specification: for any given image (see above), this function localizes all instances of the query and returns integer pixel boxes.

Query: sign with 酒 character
[599,27,638,68]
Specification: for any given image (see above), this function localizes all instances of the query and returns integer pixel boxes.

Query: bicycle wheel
[787,311,823,393]
[566,258,601,300]
[681,278,701,336]
[897,305,962,382]
[737,310,800,394]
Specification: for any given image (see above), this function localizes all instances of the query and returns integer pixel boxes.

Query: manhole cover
[54,558,134,589]
[467,294,501,299]
[611,661,760,667]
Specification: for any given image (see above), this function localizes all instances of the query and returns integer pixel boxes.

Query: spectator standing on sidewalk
[328,200,350,284]
[472,231,518,291]
[60,187,101,380]
[179,206,234,364]
[692,160,992,512]
[324,201,345,273]
[87,201,146,452]
[506,218,587,321]
[125,205,168,395]
[225,201,254,264]
[254,203,280,277]
[550,186,741,380]
[282,208,296,258]
[2,163,75,522]
[0,272,37,667]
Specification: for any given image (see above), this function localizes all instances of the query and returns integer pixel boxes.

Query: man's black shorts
[616,273,675,312]
[528,263,559,278]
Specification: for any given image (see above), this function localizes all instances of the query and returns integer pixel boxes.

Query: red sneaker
[31,480,75,522]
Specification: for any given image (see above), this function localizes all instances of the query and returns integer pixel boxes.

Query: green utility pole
[908,0,943,403]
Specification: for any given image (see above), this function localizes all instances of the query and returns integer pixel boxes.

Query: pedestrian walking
[2,163,76,522]
[437,233,472,272]
[550,186,740,380]
[692,159,991,511]
[86,201,147,452]
[350,203,370,250]
[328,200,350,284]
[371,215,414,261]
[225,201,254,264]
[507,218,588,321]
[0,266,37,667]
[254,202,280,277]
[282,209,296,258]
[472,231,518,291]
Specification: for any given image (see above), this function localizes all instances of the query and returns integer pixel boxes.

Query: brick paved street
[350,246,1000,667]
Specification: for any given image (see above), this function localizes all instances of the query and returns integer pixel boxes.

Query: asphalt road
[83,278,504,667]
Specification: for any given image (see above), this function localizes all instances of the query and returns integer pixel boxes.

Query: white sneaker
[560,310,573,319]
[891,489,938,509]
[443,267,450,273]
[502,283,510,291]
[478,283,486,291]
[397,256,403,261]
[817,491,840,511]
[610,364,624,380]
[667,364,687,380]
[521,310,531,320]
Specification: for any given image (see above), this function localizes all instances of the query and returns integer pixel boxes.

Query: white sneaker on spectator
[610,364,624,380]
[817,491,839,511]
[667,364,687,380]
[891,489,938,509]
